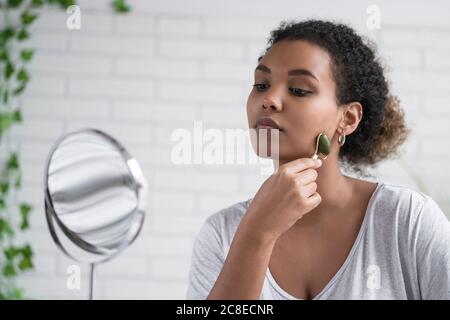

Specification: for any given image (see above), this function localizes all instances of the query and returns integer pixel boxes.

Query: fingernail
[315,159,322,166]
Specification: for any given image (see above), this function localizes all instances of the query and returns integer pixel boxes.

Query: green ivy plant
[0,0,130,299]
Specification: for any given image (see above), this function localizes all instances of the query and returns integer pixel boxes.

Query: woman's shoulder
[204,197,253,236]
[377,181,429,204]
[371,180,447,227]
[191,198,254,256]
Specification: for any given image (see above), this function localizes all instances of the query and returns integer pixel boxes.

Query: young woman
[186,19,450,300]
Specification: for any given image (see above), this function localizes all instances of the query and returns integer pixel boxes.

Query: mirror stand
[44,128,147,300]
[89,263,96,300]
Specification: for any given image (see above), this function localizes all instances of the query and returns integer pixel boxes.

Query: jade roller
[311,132,331,160]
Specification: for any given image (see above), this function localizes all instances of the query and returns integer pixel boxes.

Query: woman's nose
[262,97,282,111]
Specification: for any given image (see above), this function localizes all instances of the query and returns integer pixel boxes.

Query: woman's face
[247,39,343,161]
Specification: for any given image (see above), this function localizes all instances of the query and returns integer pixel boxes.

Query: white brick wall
[11,0,450,299]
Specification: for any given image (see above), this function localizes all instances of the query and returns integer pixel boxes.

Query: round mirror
[44,128,148,299]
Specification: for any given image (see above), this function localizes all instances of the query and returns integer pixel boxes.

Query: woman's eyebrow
[254,63,319,82]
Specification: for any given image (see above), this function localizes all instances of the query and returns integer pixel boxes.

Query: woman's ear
[339,102,363,135]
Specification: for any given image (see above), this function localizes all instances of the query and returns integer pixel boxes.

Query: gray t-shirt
[186,181,450,300]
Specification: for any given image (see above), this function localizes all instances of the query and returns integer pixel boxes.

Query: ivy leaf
[7,0,24,8]
[60,0,75,9]
[13,84,27,95]
[5,61,15,79]
[0,50,8,60]
[0,118,9,136]
[20,49,34,62]
[0,114,11,136]
[46,0,74,9]
[0,28,15,47]
[15,173,22,188]
[17,68,29,83]
[3,245,34,275]
[12,110,22,123]
[112,0,130,13]
[20,244,33,259]
[20,218,29,230]
[3,262,16,277]
[2,28,16,40]
[31,0,44,7]
[0,218,14,240]
[17,29,30,41]
[7,152,19,170]
[11,286,24,299]
[4,246,19,259]
[0,182,9,195]
[18,256,33,270]
[2,90,9,104]
[21,11,38,26]
[20,203,32,230]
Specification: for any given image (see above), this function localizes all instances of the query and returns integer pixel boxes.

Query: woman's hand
[240,157,323,243]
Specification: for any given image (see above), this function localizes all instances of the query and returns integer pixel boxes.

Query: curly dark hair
[259,19,410,173]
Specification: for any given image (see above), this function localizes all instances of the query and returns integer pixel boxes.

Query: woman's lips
[255,117,283,131]
[257,124,278,129]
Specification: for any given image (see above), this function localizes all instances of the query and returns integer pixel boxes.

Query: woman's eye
[289,88,311,97]
[252,84,311,97]
[252,84,267,92]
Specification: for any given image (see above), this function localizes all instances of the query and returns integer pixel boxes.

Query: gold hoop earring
[338,134,346,147]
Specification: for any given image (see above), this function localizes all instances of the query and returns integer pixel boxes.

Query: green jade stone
[317,132,331,156]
